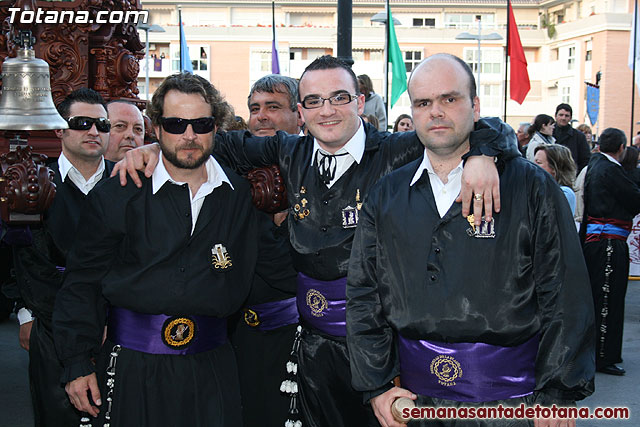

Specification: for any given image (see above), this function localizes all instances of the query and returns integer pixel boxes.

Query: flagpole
[503,0,510,122]
[632,0,638,139]
[384,0,390,116]
[179,8,183,72]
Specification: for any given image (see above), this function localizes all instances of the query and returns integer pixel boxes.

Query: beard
[159,138,212,170]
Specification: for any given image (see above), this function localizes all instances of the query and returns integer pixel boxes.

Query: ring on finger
[473,193,483,202]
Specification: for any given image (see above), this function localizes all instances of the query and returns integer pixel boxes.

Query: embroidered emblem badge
[466,214,495,238]
[306,289,328,317]
[342,205,359,228]
[162,316,196,349]
[292,188,311,220]
[211,244,233,270]
[244,308,260,327]
[430,355,463,387]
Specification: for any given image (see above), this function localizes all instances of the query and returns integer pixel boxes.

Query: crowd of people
[1,52,639,427]
[517,103,640,381]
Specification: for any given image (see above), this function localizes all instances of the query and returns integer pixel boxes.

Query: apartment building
[137,0,638,134]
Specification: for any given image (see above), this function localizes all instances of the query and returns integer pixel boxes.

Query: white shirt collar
[310,119,366,165]
[152,153,233,196]
[58,152,104,181]
[410,149,464,187]
[57,152,105,195]
[602,152,622,167]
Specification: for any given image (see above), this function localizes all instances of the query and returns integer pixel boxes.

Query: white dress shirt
[410,148,464,218]
[152,153,233,233]
[310,119,366,188]
[58,152,105,195]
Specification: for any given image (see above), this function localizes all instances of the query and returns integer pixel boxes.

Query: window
[404,50,422,73]
[480,84,501,110]
[250,48,290,82]
[413,18,435,28]
[567,46,575,70]
[562,86,571,103]
[171,45,210,77]
[585,40,592,61]
[463,48,502,75]
[445,13,494,29]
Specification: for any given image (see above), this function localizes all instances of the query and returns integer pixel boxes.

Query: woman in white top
[525,114,556,162]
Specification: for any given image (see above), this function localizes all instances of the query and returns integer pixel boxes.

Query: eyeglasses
[67,116,111,133]
[301,93,357,109]
[159,116,216,134]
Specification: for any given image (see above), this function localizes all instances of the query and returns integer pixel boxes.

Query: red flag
[508,1,530,104]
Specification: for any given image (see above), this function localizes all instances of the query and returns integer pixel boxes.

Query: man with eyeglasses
[52,73,257,426]
[115,56,514,426]
[12,88,113,427]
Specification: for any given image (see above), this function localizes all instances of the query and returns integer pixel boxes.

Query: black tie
[315,151,349,185]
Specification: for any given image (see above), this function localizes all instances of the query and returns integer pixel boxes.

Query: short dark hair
[56,88,107,119]
[247,74,298,111]
[555,103,573,117]
[298,55,359,101]
[408,53,477,103]
[598,127,627,154]
[147,72,231,128]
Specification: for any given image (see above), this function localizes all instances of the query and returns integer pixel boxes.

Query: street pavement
[1,283,639,426]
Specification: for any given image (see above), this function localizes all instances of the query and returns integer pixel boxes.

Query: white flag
[629,2,640,90]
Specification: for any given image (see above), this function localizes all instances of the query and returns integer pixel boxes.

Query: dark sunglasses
[67,116,111,133]
[160,116,216,134]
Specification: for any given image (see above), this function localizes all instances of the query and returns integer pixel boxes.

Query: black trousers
[297,327,378,427]
[584,238,629,369]
[94,339,242,427]
[230,317,297,427]
[28,318,82,427]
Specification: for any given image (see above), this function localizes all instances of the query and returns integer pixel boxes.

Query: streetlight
[137,23,165,101]
[370,11,402,117]
[455,17,502,91]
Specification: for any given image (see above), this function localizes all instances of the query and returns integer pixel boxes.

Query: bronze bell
[0,46,68,130]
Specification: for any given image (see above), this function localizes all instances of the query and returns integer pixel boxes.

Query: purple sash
[107,306,227,355]
[245,297,299,331]
[296,273,347,337]
[398,334,539,402]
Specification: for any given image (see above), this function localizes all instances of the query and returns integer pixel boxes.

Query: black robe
[581,153,640,369]
[229,212,298,427]
[52,167,257,426]
[553,124,591,172]
[347,122,594,426]
[212,119,518,426]
[12,159,113,427]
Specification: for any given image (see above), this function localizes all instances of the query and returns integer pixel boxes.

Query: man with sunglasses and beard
[12,88,113,427]
[52,73,257,426]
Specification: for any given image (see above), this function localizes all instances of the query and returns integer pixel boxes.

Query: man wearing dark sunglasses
[12,88,113,427]
[53,73,257,426]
